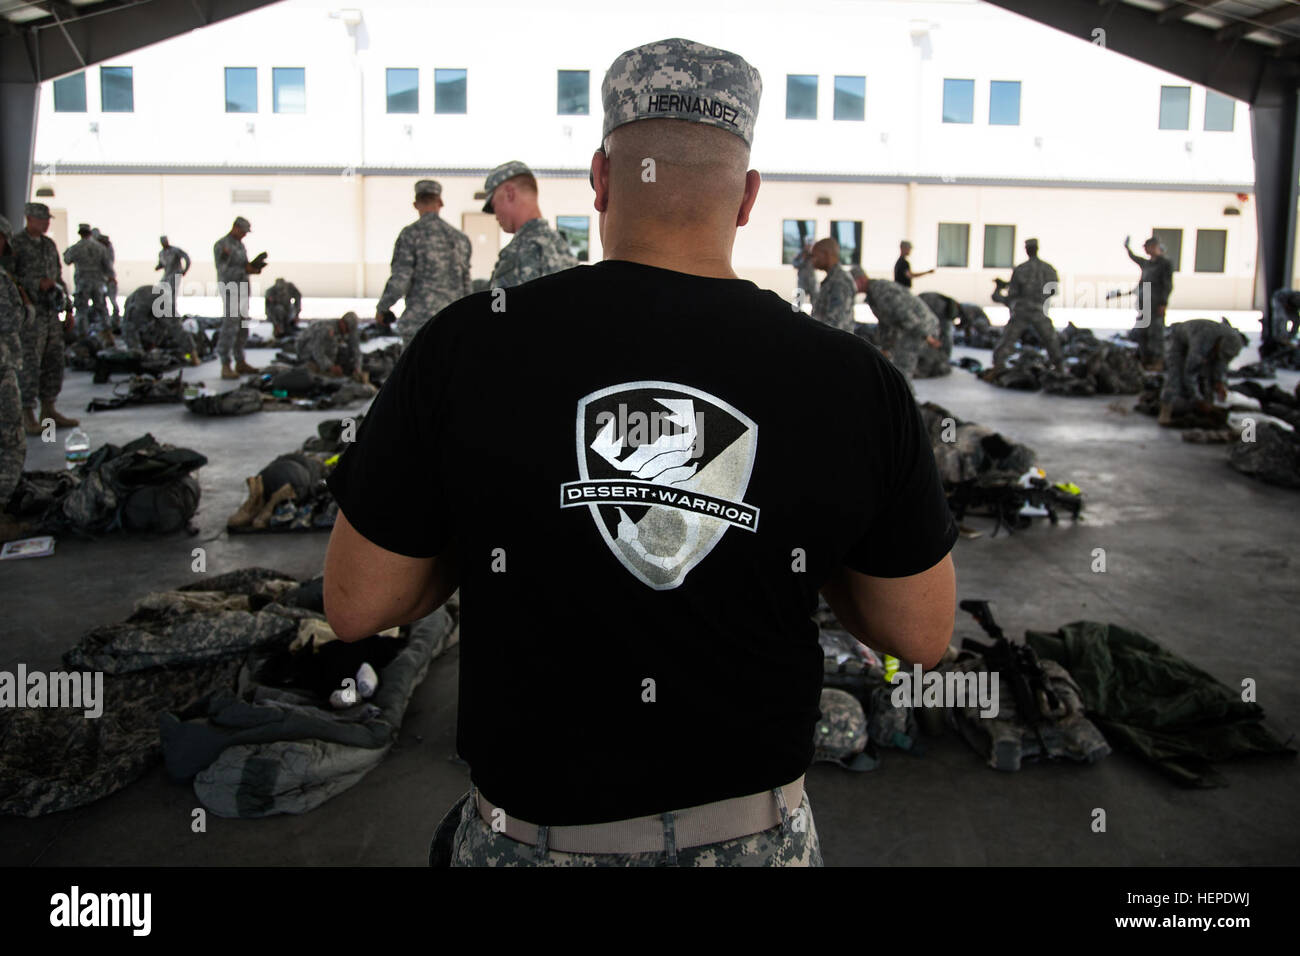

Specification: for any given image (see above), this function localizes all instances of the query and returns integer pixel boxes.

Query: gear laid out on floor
[226,417,363,534]
[240,364,378,411]
[86,370,197,412]
[0,568,458,819]
[974,333,1147,396]
[2,433,207,542]
[919,401,1083,535]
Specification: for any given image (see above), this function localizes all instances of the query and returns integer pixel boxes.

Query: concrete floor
[1,339,1297,866]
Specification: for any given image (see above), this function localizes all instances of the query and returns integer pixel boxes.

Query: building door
[462,213,500,282]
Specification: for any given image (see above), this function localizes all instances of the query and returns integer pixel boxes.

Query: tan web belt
[475,776,804,856]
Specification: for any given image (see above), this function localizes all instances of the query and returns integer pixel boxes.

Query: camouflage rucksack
[186,387,263,416]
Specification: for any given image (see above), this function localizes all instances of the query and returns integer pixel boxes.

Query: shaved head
[604,119,750,228]
[811,237,841,270]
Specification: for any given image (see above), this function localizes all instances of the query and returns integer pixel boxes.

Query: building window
[435,68,467,114]
[557,70,589,115]
[225,67,257,113]
[942,79,974,124]
[1152,228,1183,271]
[782,219,816,265]
[831,221,863,265]
[100,66,133,112]
[1194,229,1227,273]
[53,73,87,112]
[983,225,1016,268]
[1159,86,1190,130]
[386,69,419,114]
[556,216,590,262]
[937,223,970,267]
[989,81,1020,126]
[273,68,305,114]
[1204,91,1235,131]
[833,76,865,121]
[786,75,818,120]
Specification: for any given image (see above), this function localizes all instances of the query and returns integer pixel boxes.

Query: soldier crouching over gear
[1159,318,1246,426]
[852,267,942,387]
[264,277,303,339]
[297,312,364,381]
[122,285,201,365]
[323,37,956,868]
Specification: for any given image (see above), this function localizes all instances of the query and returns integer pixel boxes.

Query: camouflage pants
[397,314,431,350]
[20,306,63,408]
[993,311,1064,369]
[73,278,109,337]
[106,278,119,318]
[125,313,198,360]
[438,785,823,867]
[217,286,248,363]
[0,362,24,502]
[1159,337,1212,408]
[1132,306,1166,365]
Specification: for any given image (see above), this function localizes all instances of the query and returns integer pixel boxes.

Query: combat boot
[40,401,78,428]
[221,362,240,380]
[227,475,264,529]
[22,407,41,436]
[235,360,261,374]
[1157,403,1174,426]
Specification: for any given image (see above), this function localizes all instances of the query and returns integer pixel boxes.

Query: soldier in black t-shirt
[893,240,933,289]
[324,37,957,868]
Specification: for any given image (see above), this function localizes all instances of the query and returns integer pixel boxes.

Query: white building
[30,0,1263,312]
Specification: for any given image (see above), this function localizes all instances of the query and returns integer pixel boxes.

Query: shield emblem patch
[560,381,760,590]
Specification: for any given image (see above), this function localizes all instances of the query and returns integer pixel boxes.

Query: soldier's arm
[63,246,76,266]
[377,231,415,313]
[822,556,955,669]
[180,250,191,273]
[1125,248,1147,267]
[461,237,473,299]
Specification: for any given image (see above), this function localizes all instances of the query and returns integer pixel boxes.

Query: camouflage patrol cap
[414,179,442,199]
[77,223,91,234]
[601,38,762,147]
[25,202,50,220]
[813,688,876,771]
[482,161,532,213]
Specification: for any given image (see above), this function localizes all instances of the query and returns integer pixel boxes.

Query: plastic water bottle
[64,427,90,470]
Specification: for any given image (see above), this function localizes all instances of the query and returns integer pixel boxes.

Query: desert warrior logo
[561,381,759,590]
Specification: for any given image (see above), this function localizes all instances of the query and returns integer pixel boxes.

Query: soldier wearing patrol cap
[213,215,266,379]
[325,38,956,868]
[375,179,472,347]
[63,222,113,339]
[482,161,578,290]
[12,202,78,431]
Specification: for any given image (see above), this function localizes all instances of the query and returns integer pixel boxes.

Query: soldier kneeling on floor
[296,312,367,383]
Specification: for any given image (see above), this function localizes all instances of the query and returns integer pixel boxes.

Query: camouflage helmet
[813,688,876,771]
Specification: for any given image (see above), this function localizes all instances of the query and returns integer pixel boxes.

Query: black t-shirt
[894,256,912,287]
[328,259,957,825]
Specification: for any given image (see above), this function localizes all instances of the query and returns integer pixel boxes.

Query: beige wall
[33,172,1261,309]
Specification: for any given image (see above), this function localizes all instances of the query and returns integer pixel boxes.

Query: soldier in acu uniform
[853,268,941,386]
[990,238,1064,373]
[325,37,956,867]
[11,203,77,433]
[1158,318,1245,426]
[810,237,856,332]
[213,216,265,379]
[121,285,201,365]
[483,161,579,290]
[264,277,303,339]
[792,238,818,305]
[0,215,27,507]
[1125,235,1173,370]
[155,235,191,308]
[297,313,363,379]
[375,180,472,349]
[63,223,113,339]
[92,229,120,322]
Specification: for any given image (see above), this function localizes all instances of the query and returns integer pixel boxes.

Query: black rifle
[958,599,1060,727]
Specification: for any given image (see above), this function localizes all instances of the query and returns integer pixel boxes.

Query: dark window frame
[53,72,87,113]
[100,65,134,113]
[937,222,971,267]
